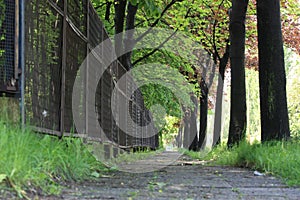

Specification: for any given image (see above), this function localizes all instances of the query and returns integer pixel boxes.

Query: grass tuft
[183,140,300,186]
[0,120,107,198]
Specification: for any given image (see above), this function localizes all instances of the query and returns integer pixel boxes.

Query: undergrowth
[183,140,300,186]
[0,121,108,199]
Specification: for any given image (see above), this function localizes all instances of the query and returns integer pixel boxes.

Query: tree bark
[105,2,112,21]
[228,0,248,147]
[256,0,290,141]
[183,107,191,149]
[123,2,138,70]
[213,42,229,147]
[176,123,183,148]
[189,94,198,151]
[114,0,127,64]
[198,78,208,150]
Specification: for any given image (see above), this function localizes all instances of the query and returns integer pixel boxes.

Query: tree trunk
[213,42,230,147]
[228,0,248,147]
[114,0,127,63]
[198,78,208,150]
[123,2,137,70]
[256,0,290,141]
[189,94,198,151]
[176,123,183,148]
[183,107,191,149]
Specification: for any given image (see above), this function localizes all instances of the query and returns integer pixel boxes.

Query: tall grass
[184,140,300,186]
[0,121,107,198]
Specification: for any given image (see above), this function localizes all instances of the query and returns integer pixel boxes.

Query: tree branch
[134,18,155,27]
[132,29,178,66]
[132,4,192,66]
[201,29,214,47]
[135,0,180,43]
[212,0,226,62]
[212,18,221,62]
[105,2,112,21]
[219,39,230,80]
[94,3,106,10]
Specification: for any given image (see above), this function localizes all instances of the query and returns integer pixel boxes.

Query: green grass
[183,140,300,186]
[0,121,108,198]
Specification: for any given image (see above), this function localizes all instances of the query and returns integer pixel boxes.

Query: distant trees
[93,0,292,148]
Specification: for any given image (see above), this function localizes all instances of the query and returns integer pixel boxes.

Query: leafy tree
[161,0,232,149]
[92,0,298,148]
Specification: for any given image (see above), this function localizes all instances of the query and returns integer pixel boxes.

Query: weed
[0,121,107,198]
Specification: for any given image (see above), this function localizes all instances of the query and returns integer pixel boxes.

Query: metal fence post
[60,0,68,138]
[15,0,19,80]
[20,0,25,128]
[86,2,90,138]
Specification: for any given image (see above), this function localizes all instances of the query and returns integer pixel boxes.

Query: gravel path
[57,151,300,200]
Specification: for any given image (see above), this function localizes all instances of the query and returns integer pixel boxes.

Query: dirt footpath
[58,151,300,200]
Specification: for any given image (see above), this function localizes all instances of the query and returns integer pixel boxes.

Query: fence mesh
[0,0,18,94]
[23,0,158,150]
[25,0,63,131]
